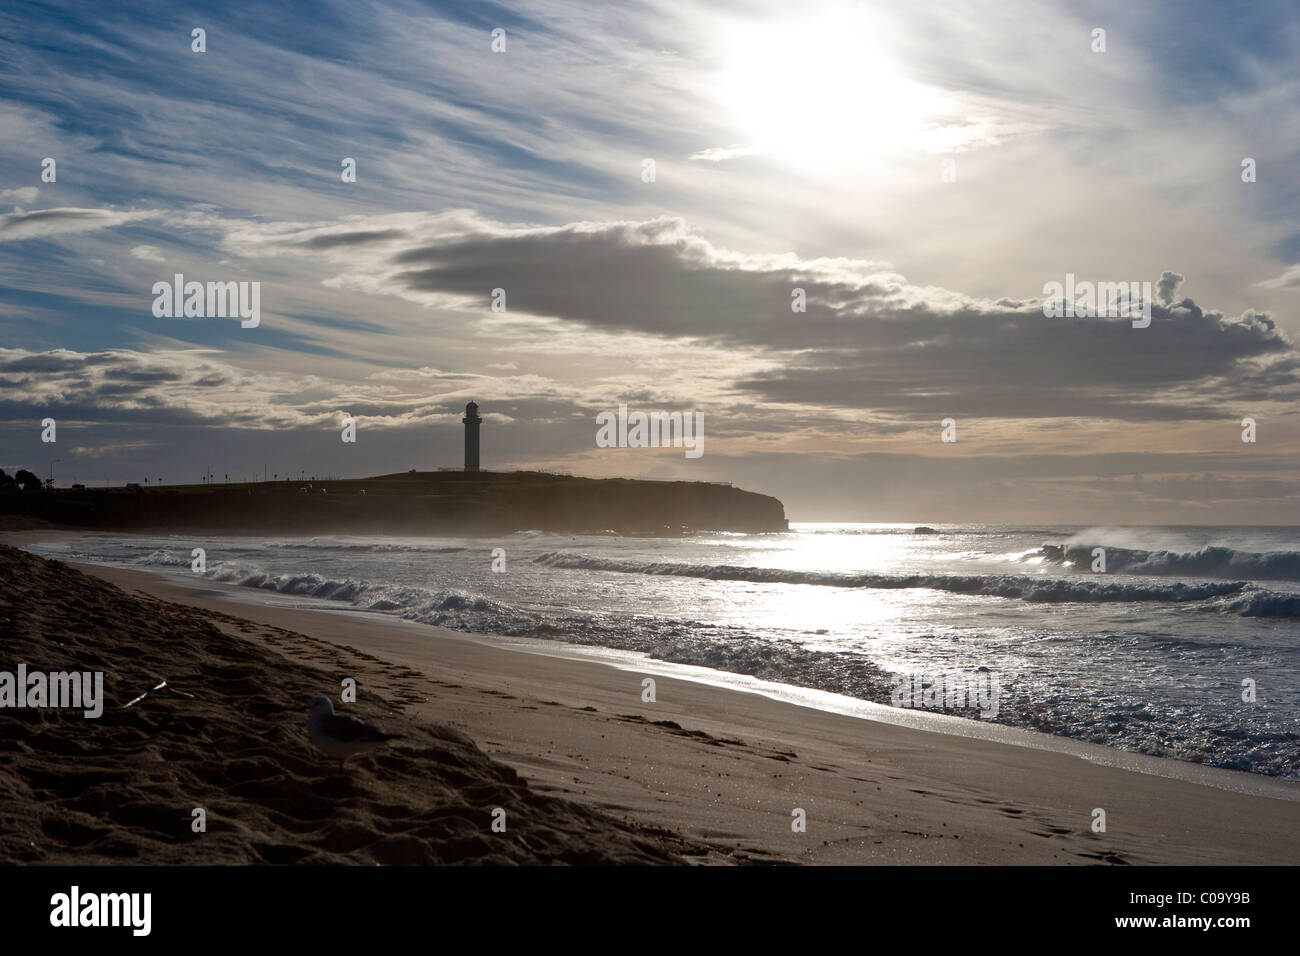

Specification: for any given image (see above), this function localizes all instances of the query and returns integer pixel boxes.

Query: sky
[1,0,1298,524]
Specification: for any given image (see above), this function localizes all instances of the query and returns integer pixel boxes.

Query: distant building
[462,401,483,471]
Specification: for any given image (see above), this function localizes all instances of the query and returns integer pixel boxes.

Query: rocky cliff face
[0,472,788,535]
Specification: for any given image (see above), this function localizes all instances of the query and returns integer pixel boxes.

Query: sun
[715,20,941,172]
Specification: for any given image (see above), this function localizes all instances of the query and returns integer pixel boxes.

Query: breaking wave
[533,551,1260,606]
[1036,544,1300,582]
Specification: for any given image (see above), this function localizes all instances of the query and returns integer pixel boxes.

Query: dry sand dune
[0,545,708,865]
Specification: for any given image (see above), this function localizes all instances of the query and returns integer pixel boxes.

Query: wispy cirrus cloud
[1258,263,1300,289]
[0,207,159,241]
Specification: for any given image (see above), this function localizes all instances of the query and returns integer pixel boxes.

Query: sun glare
[716,22,941,171]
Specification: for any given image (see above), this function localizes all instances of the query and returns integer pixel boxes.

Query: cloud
[1257,263,1300,289]
[689,144,762,162]
[233,212,1298,422]
[129,244,166,262]
[1156,270,1184,305]
[0,347,586,433]
[293,229,410,251]
[0,187,39,205]
[0,207,157,241]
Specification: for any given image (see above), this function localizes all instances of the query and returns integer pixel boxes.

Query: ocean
[27,523,1300,779]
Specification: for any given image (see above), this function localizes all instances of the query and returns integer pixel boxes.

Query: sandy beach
[3,528,1297,866]
[0,537,709,865]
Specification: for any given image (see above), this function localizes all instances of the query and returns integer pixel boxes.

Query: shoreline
[6,528,1298,864]
[10,527,1297,801]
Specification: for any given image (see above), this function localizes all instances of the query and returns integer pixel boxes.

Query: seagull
[307,695,400,774]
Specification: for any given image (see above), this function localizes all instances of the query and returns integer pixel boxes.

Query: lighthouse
[462,401,482,471]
